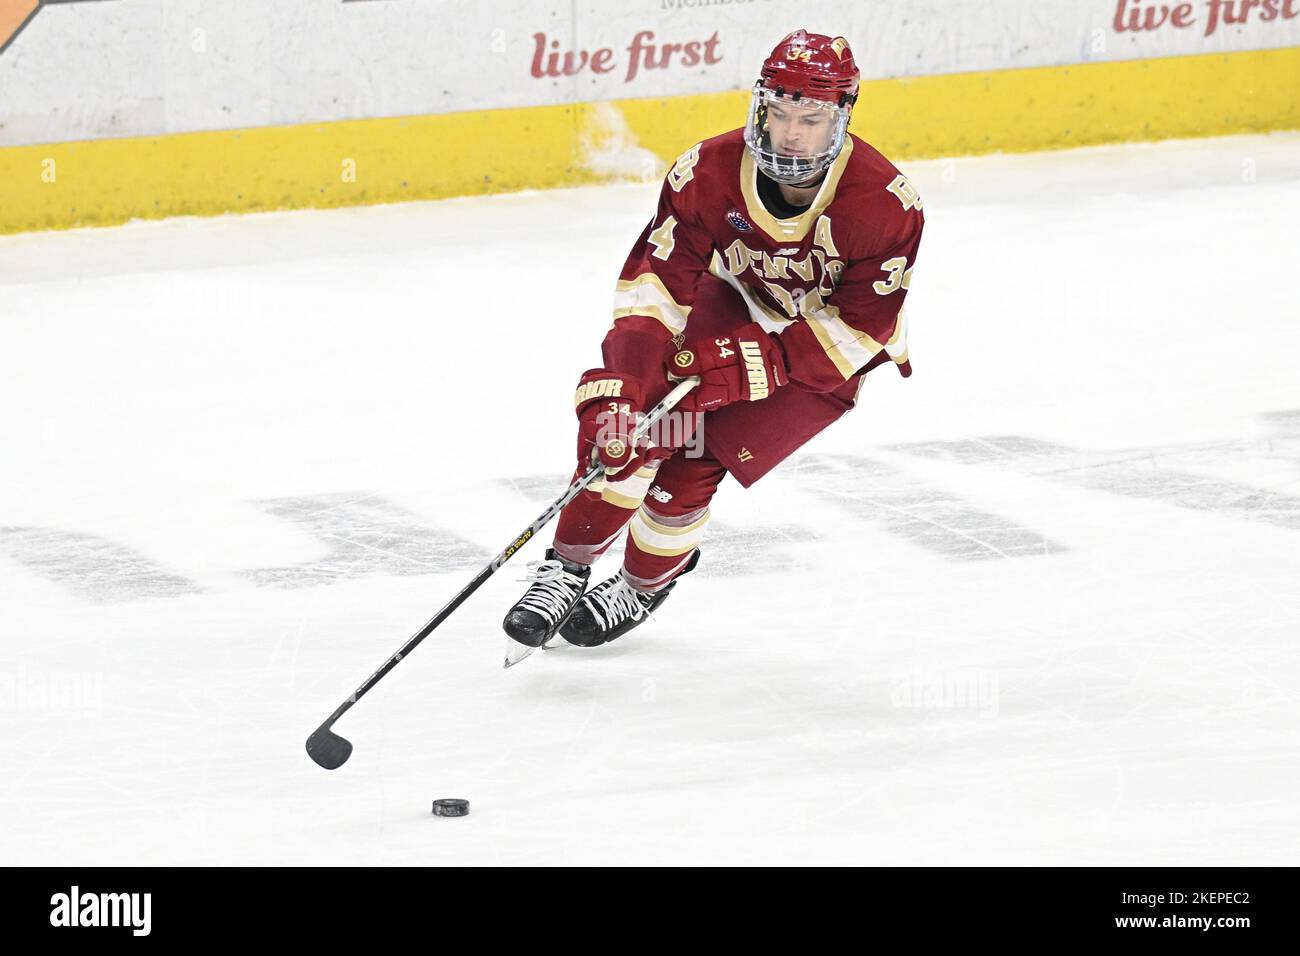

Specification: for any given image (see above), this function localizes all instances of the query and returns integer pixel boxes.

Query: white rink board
[1,133,1298,865]
[1,0,1298,146]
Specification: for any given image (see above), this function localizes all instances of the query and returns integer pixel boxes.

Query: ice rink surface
[2,133,1298,865]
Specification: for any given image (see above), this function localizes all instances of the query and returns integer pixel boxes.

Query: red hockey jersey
[604,128,923,397]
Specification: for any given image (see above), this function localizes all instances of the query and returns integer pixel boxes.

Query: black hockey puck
[431,798,470,817]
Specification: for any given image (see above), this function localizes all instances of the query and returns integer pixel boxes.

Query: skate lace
[517,559,586,625]
[586,576,649,631]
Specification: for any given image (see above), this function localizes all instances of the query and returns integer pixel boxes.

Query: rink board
[1,45,1298,233]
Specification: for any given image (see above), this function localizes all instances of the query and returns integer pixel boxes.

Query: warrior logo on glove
[573,368,653,478]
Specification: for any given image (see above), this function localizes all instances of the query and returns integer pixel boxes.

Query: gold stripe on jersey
[884,308,910,368]
[708,253,794,334]
[804,304,884,380]
[610,305,684,335]
[629,507,711,557]
[738,135,855,243]
[611,272,691,335]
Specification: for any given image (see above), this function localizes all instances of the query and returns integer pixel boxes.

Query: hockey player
[504,29,924,651]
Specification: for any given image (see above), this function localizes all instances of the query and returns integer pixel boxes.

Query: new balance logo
[50,886,151,936]
[647,485,673,503]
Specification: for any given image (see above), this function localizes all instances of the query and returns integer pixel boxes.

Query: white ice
[2,133,1298,865]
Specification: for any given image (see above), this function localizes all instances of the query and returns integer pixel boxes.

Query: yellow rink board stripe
[1,45,1297,235]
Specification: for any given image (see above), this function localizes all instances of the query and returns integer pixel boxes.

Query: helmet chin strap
[789,169,827,189]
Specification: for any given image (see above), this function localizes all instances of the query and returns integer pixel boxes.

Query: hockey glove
[574,368,651,479]
[668,331,787,413]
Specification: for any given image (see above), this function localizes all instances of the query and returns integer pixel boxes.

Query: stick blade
[306,724,353,770]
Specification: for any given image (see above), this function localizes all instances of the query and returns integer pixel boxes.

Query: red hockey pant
[553,447,725,592]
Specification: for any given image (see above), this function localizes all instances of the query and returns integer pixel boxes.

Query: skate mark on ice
[788,454,1067,561]
[1260,408,1300,437]
[241,492,488,588]
[595,524,819,578]
[498,474,576,502]
[1259,408,1300,468]
[0,527,201,602]
[886,435,1074,465]
[893,412,1300,532]
[692,523,821,577]
[497,474,819,576]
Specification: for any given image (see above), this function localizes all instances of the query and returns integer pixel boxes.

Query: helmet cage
[743,83,851,187]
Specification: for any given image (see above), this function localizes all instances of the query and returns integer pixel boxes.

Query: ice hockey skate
[559,550,700,647]
[502,549,591,659]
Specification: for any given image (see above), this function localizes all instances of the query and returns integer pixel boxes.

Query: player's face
[765,99,836,157]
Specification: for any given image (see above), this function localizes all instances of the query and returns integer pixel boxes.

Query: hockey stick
[306,375,700,769]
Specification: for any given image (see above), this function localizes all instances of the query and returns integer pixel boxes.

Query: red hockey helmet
[758,30,860,107]
[744,30,859,185]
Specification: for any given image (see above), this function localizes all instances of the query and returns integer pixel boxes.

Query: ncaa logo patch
[726,209,753,233]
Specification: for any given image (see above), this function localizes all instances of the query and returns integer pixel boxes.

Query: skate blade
[503,638,539,669]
